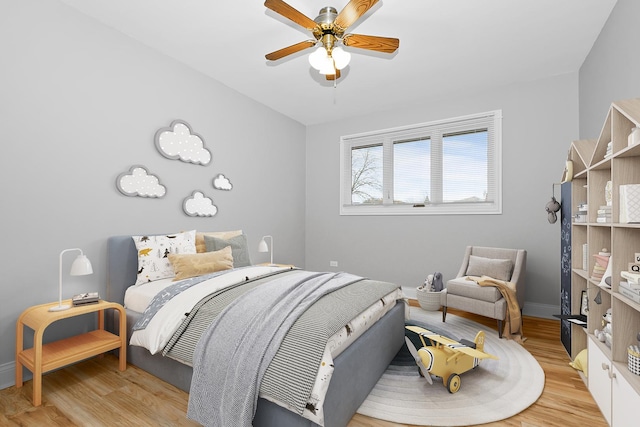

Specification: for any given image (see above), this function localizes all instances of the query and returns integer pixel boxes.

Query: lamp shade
[70,254,93,276]
[50,248,94,312]
[258,235,274,265]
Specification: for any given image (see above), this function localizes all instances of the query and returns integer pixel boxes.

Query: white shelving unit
[566,98,640,426]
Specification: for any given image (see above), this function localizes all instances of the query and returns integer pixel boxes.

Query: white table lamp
[49,248,93,312]
[258,235,275,266]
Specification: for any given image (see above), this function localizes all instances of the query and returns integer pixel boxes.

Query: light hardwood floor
[1,306,608,427]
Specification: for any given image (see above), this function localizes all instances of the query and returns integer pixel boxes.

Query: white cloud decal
[155,120,211,166]
[116,165,166,198]
[183,191,218,217]
[212,173,233,191]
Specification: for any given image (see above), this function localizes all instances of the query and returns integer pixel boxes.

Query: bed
[105,232,405,427]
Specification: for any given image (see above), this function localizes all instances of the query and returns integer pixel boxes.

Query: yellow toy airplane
[404,325,498,393]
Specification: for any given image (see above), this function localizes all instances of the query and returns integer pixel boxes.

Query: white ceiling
[59,0,617,126]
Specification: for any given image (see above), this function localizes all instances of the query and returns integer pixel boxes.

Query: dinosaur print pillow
[132,230,196,285]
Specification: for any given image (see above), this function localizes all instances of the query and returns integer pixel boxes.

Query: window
[340,110,502,215]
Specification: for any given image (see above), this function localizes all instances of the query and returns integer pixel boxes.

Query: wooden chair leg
[497,319,503,338]
[442,306,447,322]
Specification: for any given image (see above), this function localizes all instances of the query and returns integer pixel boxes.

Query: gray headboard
[106,235,139,305]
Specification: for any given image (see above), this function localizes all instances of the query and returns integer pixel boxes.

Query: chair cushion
[465,255,513,281]
[446,277,503,303]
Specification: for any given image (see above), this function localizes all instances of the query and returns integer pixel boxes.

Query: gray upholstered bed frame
[105,235,405,427]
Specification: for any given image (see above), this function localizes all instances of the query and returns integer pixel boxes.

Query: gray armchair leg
[442,306,447,322]
[497,319,503,338]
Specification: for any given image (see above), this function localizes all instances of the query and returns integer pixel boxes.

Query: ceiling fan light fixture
[318,57,336,75]
[308,46,329,70]
[332,46,351,70]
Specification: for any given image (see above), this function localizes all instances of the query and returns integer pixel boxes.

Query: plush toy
[546,196,561,224]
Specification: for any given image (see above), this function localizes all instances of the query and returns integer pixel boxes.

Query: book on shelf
[619,286,640,304]
[620,281,640,294]
[72,292,100,306]
[621,270,640,286]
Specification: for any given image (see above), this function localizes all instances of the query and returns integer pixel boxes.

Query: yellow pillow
[569,348,588,377]
[195,230,243,253]
[168,246,234,281]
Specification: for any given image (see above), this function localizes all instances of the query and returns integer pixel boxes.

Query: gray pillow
[204,234,252,267]
[466,255,513,281]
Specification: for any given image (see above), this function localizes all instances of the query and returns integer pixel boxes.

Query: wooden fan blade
[334,0,379,32]
[265,40,316,61]
[264,0,319,32]
[343,33,399,53]
[325,69,341,80]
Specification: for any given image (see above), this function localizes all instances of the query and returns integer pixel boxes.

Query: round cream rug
[356,307,545,426]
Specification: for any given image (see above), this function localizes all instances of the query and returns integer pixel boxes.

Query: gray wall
[579,0,640,138]
[305,74,579,316]
[0,0,305,387]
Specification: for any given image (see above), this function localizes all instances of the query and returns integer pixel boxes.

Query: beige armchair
[442,246,527,338]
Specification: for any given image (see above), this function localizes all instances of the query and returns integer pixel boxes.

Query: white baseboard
[0,361,15,390]
[0,361,31,391]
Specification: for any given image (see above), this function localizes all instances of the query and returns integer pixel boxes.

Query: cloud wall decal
[116,165,167,198]
[212,173,233,191]
[183,190,218,217]
[155,120,211,166]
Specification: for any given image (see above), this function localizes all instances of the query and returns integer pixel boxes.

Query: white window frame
[339,110,502,216]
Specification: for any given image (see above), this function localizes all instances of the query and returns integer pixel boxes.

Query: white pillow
[132,230,196,285]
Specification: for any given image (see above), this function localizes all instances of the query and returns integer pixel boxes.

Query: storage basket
[416,288,442,311]
[628,347,640,376]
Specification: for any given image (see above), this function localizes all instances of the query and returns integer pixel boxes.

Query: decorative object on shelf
[155,120,211,166]
[628,346,640,375]
[580,290,589,316]
[604,141,612,158]
[116,165,167,198]
[50,248,93,312]
[604,180,612,207]
[212,173,233,191]
[258,235,275,266]
[591,248,610,282]
[183,190,218,217]
[545,183,561,224]
[596,205,612,223]
[561,150,573,183]
[574,201,587,223]
[597,308,613,349]
[619,184,640,223]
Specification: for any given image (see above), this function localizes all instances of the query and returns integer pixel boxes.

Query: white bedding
[128,265,286,354]
[125,266,403,425]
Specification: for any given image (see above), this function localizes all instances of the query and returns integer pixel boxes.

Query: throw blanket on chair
[187,270,364,427]
[468,275,524,343]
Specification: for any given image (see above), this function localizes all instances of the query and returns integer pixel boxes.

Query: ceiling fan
[264,0,399,81]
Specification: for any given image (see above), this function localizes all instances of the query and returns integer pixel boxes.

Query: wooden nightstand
[15,299,126,406]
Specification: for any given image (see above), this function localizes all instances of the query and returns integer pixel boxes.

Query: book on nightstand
[72,292,100,306]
